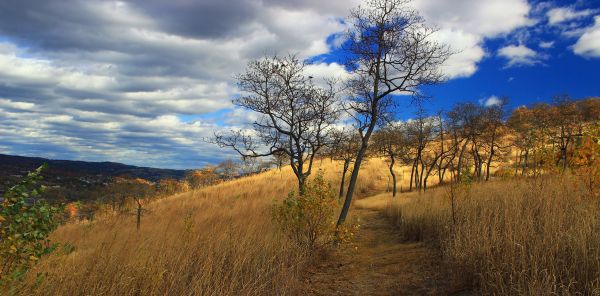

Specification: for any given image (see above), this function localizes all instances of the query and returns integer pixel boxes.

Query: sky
[0,0,599,169]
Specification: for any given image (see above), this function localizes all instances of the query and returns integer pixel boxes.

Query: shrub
[573,125,600,198]
[0,165,62,285]
[272,171,338,250]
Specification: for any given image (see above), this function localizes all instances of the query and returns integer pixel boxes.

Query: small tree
[185,167,220,189]
[372,123,407,197]
[156,179,189,197]
[128,178,154,231]
[573,125,600,198]
[215,55,340,194]
[328,128,361,199]
[216,159,239,179]
[0,165,61,284]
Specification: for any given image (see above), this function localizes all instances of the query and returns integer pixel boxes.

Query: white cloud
[573,16,600,58]
[412,0,532,78]
[498,44,542,67]
[481,95,502,107]
[0,0,537,167]
[431,29,485,78]
[547,7,596,25]
[414,0,532,37]
[304,62,350,81]
[539,41,555,48]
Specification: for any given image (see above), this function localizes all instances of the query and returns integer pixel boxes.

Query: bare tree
[329,128,361,199]
[507,106,536,176]
[337,0,451,225]
[549,95,581,170]
[422,111,460,191]
[447,103,484,183]
[481,98,509,181]
[214,55,339,194]
[216,159,239,179]
[372,122,407,197]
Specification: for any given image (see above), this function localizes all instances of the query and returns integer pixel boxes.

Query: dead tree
[447,103,484,183]
[507,106,536,176]
[405,110,435,191]
[422,112,460,191]
[481,98,509,180]
[329,128,361,199]
[214,55,339,194]
[372,122,407,197]
[549,95,581,170]
[336,0,450,226]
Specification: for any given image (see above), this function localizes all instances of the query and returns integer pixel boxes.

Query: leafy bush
[0,165,62,284]
[573,126,600,198]
[272,171,338,250]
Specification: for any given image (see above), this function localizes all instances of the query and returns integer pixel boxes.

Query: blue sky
[0,0,599,169]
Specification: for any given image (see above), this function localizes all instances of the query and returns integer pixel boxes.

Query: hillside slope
[13,159,392,295]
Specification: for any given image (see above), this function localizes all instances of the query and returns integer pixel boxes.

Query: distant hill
[0,154,189,200]
[0,154,188,182]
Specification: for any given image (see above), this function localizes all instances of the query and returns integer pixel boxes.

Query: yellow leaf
[0,215,4,222]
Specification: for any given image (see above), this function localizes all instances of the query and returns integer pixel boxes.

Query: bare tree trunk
[514,150,520,177]
[486,142,495,181]
[409,159,416,192]
[298,175,305,196]
[337,129,373,226]
[338,159,350,199]
[389,154,397,197]
[522,150,529,176]
[136,199,142,231]
[419,160,425,191]
[456,141,468,183]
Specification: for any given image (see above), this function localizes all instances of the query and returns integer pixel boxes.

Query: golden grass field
[14,159,390,295]
[385,174,600,295]
[12,155,600,295]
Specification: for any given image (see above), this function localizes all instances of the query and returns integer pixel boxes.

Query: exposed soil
[302,195,468,295]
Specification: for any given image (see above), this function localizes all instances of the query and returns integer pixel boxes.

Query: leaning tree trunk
[409,159,416,192]
[388,154,397,197]
[338,159,350,199]
[486,141,495,181]
[337,112,378,226]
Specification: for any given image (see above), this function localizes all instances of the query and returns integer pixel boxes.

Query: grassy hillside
[13,159,390,295]
[384,174,600,295]
[10,153,599,295]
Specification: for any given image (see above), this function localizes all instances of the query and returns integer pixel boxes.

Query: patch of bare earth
[302,194,465,295]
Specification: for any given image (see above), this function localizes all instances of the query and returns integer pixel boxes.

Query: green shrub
[0,165,62,285]
[272,171,338,250]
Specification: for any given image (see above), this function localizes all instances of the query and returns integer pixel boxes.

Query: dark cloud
[0,0,538,168]
[129,0,261,39]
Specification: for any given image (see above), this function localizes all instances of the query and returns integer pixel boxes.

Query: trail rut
[302,195,461,295]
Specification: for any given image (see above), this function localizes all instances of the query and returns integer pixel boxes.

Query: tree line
[370,96,599,197]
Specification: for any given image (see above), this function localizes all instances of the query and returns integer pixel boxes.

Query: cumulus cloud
[498,44,543,67]
[539,41,555,48]
[413,0,532,78]
[573,16,600,58]
[481,95,502,107]
[547,7,596,25]
[0,0,535,167]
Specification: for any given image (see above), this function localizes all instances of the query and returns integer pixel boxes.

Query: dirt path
[302,194,456,295]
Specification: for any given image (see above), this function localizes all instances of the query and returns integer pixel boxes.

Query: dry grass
[385,175,600,295]
[13,159,389,296]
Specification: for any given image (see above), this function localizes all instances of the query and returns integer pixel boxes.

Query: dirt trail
[302,194,457,296]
